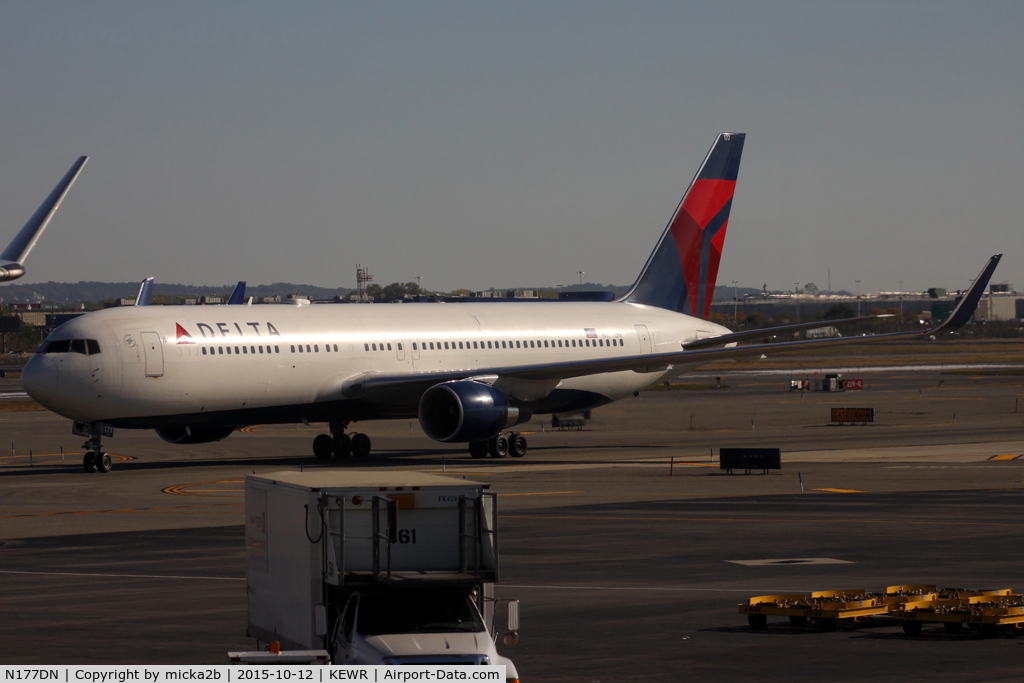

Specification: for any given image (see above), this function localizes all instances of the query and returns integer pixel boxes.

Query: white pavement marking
[725,558,854,566]
[501,583,806,593]
[0,569,245,581]
[787,441,1024,463]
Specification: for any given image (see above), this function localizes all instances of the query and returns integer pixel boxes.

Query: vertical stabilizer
[622,133,744,319]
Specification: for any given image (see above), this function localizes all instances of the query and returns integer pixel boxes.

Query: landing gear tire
[351,433,371,458]
[817,618,837,632]
[95,452,112,473]
[901,620,923,636]
[313,434,334,459]
[510,433,528,458]
[333,433,352,458]
[469,441,489,459]
[83,452,97,473]
[489,434,509,458]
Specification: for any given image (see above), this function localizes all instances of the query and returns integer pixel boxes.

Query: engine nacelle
[419,381,527,442]
[155,425,236,444]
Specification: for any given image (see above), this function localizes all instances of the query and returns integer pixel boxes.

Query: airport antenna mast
[356,264,373,301]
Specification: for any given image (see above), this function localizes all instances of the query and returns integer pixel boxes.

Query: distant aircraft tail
[227,281,246,305]
[136,277,154,306]
[621,133,745,319]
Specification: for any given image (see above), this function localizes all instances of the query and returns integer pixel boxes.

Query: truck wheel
[789,616,807,626]
[489,434,509,458]
[313,434,333,459]
[351,433,372,458]
[747,614,767,630]
[95,452,112,473]
[818,618,837,632]
[510,433,528,458]
[943,621,963,633]
[83,452,97,473]
[980,624,999,638]
[469,441,489,459]
[901,621,923,636]
[333,434,352,458]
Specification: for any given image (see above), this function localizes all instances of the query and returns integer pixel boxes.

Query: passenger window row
[201,344,280,356]
[363,342,401,352]
[411,337,624,351]
[39,339,101,355]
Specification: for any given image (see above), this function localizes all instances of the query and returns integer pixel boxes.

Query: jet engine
[419,381,528,442]
[155,425,236,444]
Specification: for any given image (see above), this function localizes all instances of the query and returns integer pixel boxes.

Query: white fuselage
[23,300,730,429]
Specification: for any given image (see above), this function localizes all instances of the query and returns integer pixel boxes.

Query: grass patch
[940,368,1024,376]
[0,400,48,412]
[646,383,730,391]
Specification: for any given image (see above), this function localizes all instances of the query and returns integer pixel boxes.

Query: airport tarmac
[3,366,1024,680]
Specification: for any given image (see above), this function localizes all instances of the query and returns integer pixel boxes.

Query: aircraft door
[396,340,406,361]
[140,331,164,377]
[634,324,652,354]
[410,339,420,368]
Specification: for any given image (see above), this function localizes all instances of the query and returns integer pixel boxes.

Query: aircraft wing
[349,254,1001,396]
[0,156,88,282]
[682,313,893,351]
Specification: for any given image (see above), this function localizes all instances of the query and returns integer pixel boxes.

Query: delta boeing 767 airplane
[10,135,1000,472]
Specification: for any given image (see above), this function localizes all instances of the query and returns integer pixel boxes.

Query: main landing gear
[81,433,112,473]
[468,432,528,459]
[312,422,372,462]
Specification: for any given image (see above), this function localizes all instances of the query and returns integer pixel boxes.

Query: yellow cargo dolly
[739,590,890,631]
[893,588,1024,637]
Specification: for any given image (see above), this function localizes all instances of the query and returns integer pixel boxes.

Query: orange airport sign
[831,408,874,423]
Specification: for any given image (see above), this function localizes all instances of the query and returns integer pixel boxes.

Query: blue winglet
[135,277,155,306]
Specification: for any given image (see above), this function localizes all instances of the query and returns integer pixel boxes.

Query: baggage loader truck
[245,471,520,678]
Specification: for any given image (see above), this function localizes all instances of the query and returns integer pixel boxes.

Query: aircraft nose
[22,354,58,403]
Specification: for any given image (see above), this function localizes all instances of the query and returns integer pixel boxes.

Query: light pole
[577,271,585,292]
[794,282,801,323]
[731,280,739,324]
[855,280,861,317]
[898,280,904,330]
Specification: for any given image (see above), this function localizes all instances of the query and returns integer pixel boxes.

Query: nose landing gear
[80,433,111,473]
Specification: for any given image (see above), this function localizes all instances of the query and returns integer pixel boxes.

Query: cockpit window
[39,339,101,355]
[41,340,70,354]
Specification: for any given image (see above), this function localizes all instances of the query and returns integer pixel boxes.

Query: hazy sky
[1,2,1022,295]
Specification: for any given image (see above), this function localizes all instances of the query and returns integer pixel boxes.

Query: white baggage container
[245,471,498,651]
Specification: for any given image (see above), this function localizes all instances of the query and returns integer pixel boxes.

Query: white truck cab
[334,586,518,676]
